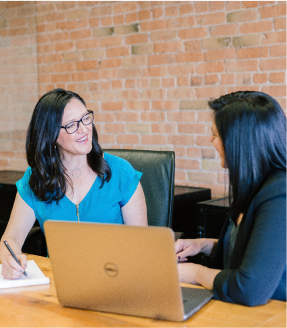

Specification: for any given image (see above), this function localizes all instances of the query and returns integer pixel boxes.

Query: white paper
[0,260,50,289]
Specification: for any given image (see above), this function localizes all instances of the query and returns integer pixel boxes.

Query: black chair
[23,149,176,256]
[104,149,175,227]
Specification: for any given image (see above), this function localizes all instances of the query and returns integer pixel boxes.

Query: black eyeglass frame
[61,111,94,134]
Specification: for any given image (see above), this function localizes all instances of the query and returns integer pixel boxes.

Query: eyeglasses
[61,111,94,134]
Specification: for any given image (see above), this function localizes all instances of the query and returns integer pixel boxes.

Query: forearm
[195,265,221,290]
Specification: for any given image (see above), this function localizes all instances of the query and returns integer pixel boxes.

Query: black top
[211,170,286,306]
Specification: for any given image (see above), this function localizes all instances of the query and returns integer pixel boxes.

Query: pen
[3,240,27,277]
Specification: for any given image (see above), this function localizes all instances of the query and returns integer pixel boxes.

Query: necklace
[66,162,87,178]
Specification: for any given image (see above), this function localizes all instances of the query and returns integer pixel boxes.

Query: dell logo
[104,263,118,277]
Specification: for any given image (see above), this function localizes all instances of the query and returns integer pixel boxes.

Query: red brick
[76,60,98,71]
[168,64,195,76]
[210,24,238,36]
[126,12,138,23]
[126,34,148,44]
[76,39,99,50]
[125,79,136,89]
[226,1,241,10]
[259,58,286,71]
[176,159,200,170]
[259,3,286,19]
[175,170,187,182]
[243,1,259,8]
[176,52,204,63]
[117,134,139,145]
[165,6,178,17]
[269,72,285,84]
[116,90,140,100]
[262,31,286,45]
[221,74,235,85]
[168,135,195,146]
[262,86,286,97]
[152,123,176,134]
[174,147,187,157]
[148,54,175,66]
[194,2,208,12]
[113,2,137,14]
[54,62,76,73]
[196,86,227,99]
[141,20,167,31]
[195,136,211,147]
[210,2,225,11]
[151,30,177,41]
[178,123,206,134]
[113,15,124,25]
[116,113,139,122]
[270,44,286,57]
[274,17,286,30]
[184,40,201,51]
[152,7,163,19]
[70,29,91,40]
[196,62,225,74]
[205,75,219,85]
[240,21,273,34]
[55,41,74,52]
[178,27,207,39]
[103,123,125,134]
[101,17,113,27]
[154,41,182,53]
[102,102,124,111]
[167,112,196,123]
[142,135,167,145]
[205,48,236,61]
[152,101,178,110]
[236,74,251,85]
[162,78,175,88]
[117,68,141,78]
[167,16,195,28]
[237,47,268,59]
[138,9,151,20]
[141,112,165,122]
[126,101,150,111]
[177,76,189,87]
[106,46,129,57]
[253,73,268,84]
[196,12,225,25]
[226,60,258,72]
[179,4,194,15]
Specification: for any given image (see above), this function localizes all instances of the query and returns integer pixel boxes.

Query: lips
[76,135,88,142]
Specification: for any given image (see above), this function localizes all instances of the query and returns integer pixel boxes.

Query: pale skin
[175,122,243,289]
[0,98,147,279]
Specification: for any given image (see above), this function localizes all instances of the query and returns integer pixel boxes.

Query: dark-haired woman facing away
[0,89,147,279]
[175,91,286,306]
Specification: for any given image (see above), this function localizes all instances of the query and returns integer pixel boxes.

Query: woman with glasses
[0,89,147,279]
[175,91,286,305]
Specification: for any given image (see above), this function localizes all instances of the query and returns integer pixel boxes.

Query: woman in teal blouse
[0,89,147,279]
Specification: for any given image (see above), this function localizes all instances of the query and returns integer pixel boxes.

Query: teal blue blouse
[16,153,142,233]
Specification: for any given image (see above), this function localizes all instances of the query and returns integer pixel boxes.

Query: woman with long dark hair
[0,89,147,279]
[175,91,286,305]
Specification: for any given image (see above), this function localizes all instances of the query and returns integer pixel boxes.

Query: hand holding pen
[3,240,27,277]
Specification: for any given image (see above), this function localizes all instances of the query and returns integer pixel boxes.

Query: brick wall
[0,1,286,197]
[0,1,38,171]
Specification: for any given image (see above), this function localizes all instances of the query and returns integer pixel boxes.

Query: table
[0,255,286,327]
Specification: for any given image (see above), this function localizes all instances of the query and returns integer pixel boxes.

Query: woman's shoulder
[103,152,135,174]
[255,170,286,204]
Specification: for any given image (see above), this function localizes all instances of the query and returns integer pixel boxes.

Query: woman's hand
[177,262,221,289]
[175,238,205,262]
[1,253,27,280]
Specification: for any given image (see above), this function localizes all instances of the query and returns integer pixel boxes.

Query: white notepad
[0,260,50,289]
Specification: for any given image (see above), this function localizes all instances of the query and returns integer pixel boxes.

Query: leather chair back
[104,149,175,227]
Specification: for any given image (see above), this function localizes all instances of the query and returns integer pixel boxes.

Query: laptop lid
[44,221,212,322]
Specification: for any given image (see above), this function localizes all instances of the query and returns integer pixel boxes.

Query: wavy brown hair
[26,88,111,203]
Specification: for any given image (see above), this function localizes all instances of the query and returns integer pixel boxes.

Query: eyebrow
[63,111,89,126]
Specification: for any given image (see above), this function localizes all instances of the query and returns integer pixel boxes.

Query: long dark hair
[26,88,111,203]
[208,91,286,221]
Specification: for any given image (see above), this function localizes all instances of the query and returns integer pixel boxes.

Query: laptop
[44,221,213,322]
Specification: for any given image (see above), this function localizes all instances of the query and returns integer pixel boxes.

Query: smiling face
[210,121,226,168]
[56,98,93,161]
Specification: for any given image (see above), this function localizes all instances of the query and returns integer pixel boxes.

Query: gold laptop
[44,221,213,322]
